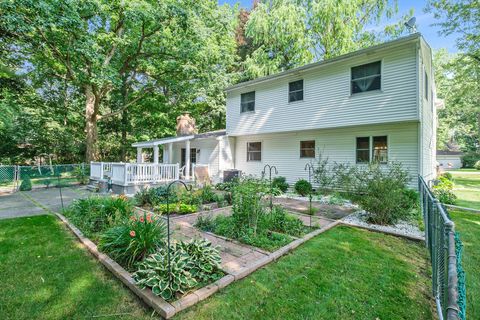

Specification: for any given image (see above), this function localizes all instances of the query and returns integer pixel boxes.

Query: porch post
[153,145,159,164]
[136,147,143,163]
[185,140,190,179]
[168,143,173,164]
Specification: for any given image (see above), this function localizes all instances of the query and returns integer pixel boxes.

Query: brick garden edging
[54,210,341,318]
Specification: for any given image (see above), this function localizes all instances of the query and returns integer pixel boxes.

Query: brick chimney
[176,112,197,136]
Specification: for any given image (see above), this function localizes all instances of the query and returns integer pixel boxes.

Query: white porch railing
[90,162,179,186]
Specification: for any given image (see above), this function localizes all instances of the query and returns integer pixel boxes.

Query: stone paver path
[0,187,92,219]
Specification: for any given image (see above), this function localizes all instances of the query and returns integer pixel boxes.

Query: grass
[0,215,154,320]
[175,226,434,320]
[450,211,480,319]
[450,170,480,210]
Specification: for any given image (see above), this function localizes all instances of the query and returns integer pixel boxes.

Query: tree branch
[97,86,154,120]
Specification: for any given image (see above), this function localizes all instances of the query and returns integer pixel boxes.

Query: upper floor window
[424,71,429,100]
[247,142,261,161]
[356,136,388,164]
[300,140,315,158]
[351,61,381,94]
[289,79,304,102]
[241,91,255,113]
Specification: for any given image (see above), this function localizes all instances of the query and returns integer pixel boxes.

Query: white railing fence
[90,162,179,185]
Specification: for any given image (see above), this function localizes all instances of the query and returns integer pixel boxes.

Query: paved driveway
[0,187,91,219]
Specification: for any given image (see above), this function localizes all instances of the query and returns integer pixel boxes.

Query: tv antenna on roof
[404,17,417,33]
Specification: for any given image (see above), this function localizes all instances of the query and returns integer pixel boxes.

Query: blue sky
[218,0,458,53]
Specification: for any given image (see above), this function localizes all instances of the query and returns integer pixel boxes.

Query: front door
[181,148,197,171]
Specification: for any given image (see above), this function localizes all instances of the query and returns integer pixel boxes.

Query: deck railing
[90,162,179,185]
[419,176,464,320]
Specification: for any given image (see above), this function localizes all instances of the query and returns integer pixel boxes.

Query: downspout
[416,40,423,184]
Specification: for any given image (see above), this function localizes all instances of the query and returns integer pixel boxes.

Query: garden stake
[165,180,192,288]
[262,164,278,211]
[304,163,314,227]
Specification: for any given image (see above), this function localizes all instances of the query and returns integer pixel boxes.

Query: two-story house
[92,33,436,193]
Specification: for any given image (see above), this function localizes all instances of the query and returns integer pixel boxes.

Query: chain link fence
[0,164,88,192]
[419,176,466,320]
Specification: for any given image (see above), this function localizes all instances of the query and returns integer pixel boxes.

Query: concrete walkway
[0,187,91,219]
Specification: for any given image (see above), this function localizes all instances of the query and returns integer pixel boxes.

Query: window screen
[241,91,255,113]
[351,61,381,94]
[247,142,261,161]
[300,140,315,158]
[289,80,304,102]
[372,136,388,163]
[356,137,370,163]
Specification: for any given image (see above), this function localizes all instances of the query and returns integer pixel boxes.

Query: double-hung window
[247,142,261,161]
[241,91,255,113]
[300,140,315,158]
[351,61,381,94]
[356,136,388,164]
[289,80,304,102]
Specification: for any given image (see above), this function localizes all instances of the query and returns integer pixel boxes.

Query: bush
[134,186,177,207]
[268,206,305,237]
[155,203,197,215]
[433,176,457,204]
[441,172,453,180]
[134,239,222,300]
[99,213,166,269]
[199,185,217,204]
[474,160,480,170]
[353,163,415,225]
[19,175,32,191]
[194,214,216,232]
[461,152,480,168]
[272,176,289,193]
[63,196,133,239]
[294,179,312,196]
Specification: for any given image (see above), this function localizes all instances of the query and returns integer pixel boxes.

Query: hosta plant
[99,213,166,269]
[134,239,222,301]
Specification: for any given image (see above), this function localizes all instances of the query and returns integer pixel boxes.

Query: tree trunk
[120,76,129,162]
[477,112,480,152]
[85,85,99,162]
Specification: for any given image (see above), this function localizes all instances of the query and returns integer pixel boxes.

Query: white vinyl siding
[234,122,419,188]
[226,43,418,136]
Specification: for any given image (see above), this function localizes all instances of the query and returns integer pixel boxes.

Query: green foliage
[441,172,454,181]
[134,239,222,301]
[294,179,312,196]
[99,213,166,270]
[353,163,416,225]
[19,175,32,191]
[63,196,133,239]
[475,161,480,170]
[268,206,305,237]
[272,176,289,193]
[155,203,198,215]
[135,186,177,207]
[462,152,480,168]
[194,214,216,232]
[433,176,457,204]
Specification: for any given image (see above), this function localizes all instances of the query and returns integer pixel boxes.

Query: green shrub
[441,172,453,180]
[134,239,222,300]
[99,213,166,269]
[194,214,216,232]
[63,196,133,239]
[294,179,312,196]
[199,185,217,204]
[268,206,305,237]
[19,176,32,191]
[433,176,457,204]
[73,166,88,184]
[474,160,480,170]
[271,176,289,193]
[134,186,178,207]
[461,152,480,168]
[155,203,197,215]
[353,163,415,225]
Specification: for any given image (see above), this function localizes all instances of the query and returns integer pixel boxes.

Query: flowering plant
[99,213,167,269]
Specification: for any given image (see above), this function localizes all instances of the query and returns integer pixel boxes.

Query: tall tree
[243,0,411,78]
[0,0,236,161]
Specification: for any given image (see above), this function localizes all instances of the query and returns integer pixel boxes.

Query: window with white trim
[351,61,381,94]
[300,140,315,158]
[289,80,304,102]
[356,136,388,164]
[247,142,261,161]
[241,91,255,113]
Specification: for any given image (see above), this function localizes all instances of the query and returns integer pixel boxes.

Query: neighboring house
[437,150,463,170]
[91,33,437,192]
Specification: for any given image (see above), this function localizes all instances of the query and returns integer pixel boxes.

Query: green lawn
[0,215,154,320]
[451,211,480,319]
[450,170,480,210]
[175,226,434,320]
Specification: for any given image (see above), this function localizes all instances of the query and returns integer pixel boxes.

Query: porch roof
[131,129,227,148]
